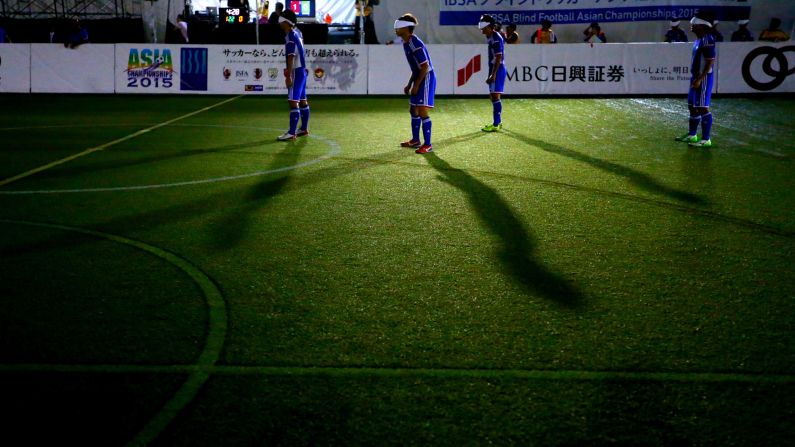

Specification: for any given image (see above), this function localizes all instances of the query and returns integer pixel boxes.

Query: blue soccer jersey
[688,33,716,107]
[403,35,434,76]
[487,31,507,94]
[487,32,505,71]
[285,29,306,72]
[403,34,436,108]
[691,33,716,77]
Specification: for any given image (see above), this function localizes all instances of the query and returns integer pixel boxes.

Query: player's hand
[404,84,412,95]
[285,76,293,88]
[283,68,289,78]
[411,85,420,96]
[691,78,702,88]
[486,75,495,84]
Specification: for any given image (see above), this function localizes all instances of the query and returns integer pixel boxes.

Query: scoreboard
[219,7,249,25]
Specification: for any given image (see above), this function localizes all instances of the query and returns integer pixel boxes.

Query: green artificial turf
[0,94,793,445]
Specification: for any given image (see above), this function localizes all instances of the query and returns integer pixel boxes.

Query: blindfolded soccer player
[675,14,717,148]
[395,14,436,154]
[478,14,506,132]
[277,9,311,141]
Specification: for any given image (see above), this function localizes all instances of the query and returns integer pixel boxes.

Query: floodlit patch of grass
[1,94,793,444]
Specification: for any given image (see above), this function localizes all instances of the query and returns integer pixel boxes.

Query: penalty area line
[0,95,243,188]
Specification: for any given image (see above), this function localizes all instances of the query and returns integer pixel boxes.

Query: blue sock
[688,115,701,136]
[422,118,432,146]
[492,100,502,126]
[411,115,421,142]
[701,112,712,140]
[299,106,310,131]
[289,109,300,135]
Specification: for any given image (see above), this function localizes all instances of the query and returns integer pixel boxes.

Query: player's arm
[410,62,428,96]
[691,58,714,88]
[285,53,295,87]
[488,53,502,83]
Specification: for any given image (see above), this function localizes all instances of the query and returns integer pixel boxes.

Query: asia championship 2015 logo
[126,48,174,89]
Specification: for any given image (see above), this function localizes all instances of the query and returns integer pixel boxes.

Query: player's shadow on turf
[28,139,284,179]
[433,131,491,147]
[210,138,309,250]
[424,152,584,308]
[502,129,706,205]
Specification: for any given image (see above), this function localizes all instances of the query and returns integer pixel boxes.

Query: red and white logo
[457,55,481,87]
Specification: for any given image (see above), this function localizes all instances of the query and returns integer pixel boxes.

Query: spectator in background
[505,23,520,44]
[175,14,189,43]
[583,22,607,43]
[664,20,688,42]
[531,19,557,44]
[711,20,724,42]
[354,0,380,44]
[759,17,790,42]
[267,2,284,44]
[0,21,10,43]
[64,18,88,48]
[731,19,754,42]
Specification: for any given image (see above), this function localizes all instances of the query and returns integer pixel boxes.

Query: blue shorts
[688,73,714,108]
[489,65,507,94]
[410,71,436,108]
[288,68,308,102]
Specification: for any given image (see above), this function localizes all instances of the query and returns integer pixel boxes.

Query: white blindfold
[690,17,713,28]
[394,20,415,29]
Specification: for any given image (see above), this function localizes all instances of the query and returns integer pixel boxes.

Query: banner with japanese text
[32,44,115,93]
[0,44,31,93]
[453,43,699,95]
[716,42,795,93]
[208,45,368,95]
[439,0,753,26]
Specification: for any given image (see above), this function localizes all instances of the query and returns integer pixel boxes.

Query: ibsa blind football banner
[31,44,114,93]
[452,43,696,95]
[0,44,31,93]
[207,45,368,95]
[716,42,795,93]
[439,0,753,26]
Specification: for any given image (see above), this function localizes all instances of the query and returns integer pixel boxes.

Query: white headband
[394,19,416,29]
[279,16,295,26]
[737,19,750,25]
[478,21,491,30]
[670,21,680,26]
[690,17,712,28]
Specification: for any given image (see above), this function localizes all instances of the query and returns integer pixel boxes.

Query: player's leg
[415,106,433,153]
[401,105,422,147]
[297,70,310,136]
[689,76,714,147]
[278,79,301,140]
[415,74,436,154]
[483,66,505,132]
[676,91,700,142]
